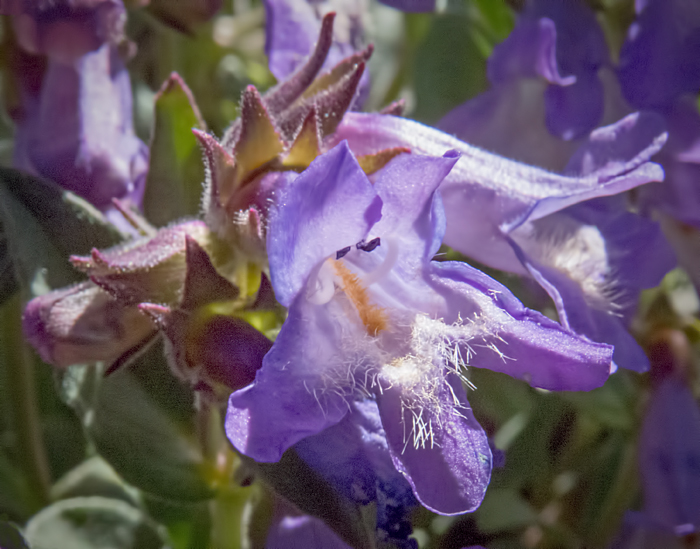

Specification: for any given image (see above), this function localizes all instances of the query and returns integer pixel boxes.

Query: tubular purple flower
[439,0,609,145]
[637,375,700,535]
[375,0,434,13]
[266,506,353,549]
[332,111,671,371]
[8,0,149,217]
[226,141,614,515]
[618,1,700,232]
[618,0,700,111]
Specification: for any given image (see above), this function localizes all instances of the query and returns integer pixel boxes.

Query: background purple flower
[439,0,609,149]
[8,0,149,216]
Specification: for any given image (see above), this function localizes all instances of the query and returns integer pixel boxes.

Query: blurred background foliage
[0,0,699,548]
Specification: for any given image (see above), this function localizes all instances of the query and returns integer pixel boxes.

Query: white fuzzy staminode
[516,216,619,312]
[302,245,498,453]
[378,314,486,452]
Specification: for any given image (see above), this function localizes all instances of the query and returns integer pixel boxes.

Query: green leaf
[0,521,30,549]
[561,371,637,432]
[142,496,211,549]
[24,497,166,549]
[143,73,206,227]
[475,488,538,533]
[0,168,125,299]
[88,338,213,502]
[0,167,125,255]
[412,14,488,124]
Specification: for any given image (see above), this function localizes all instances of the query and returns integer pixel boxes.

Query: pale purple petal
[266,499,353,549]
[429,260,614,391]
[295,399,417,542]
[225,299,350,462]
[566,199,675,292]
[438,82,578,173]
[372,151,458,262]
[488,18,574,86]
[333,113,665,274]
[14,44,148,210]
[446,0,607,141]
[544,72,604,141]
[509,241,650,372]
[267,141,382,307]
[525,0,608,77]
[376,0,434,13]
[266,515,352,549]
[10,0,125,63]
[377,376,491,515]
[638,100,700,228]
[564,111,667,179]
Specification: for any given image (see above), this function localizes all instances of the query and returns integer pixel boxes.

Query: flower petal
[18,45,148,211]
[295,399,417,542]
[333,113,665,273]
[429,260,614,390]
[225,297,353,462]
[488,18,574,86]
[377,376,491,515]
[372,151,458,261]
[267,141,382,307]
[619,0,700,109]
[509,239,650,372]
[376,0,435,12]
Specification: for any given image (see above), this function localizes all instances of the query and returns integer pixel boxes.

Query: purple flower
[263,0,369,108]
[636,375,700,535]
[618,0,700,112]
[387,0,676,371]
[617,0,700,233]
[610,331,700,549]
[332,111,669,371]
[377,0,434,13]
[22,280,155,368]
[439,0,609,147]
[294,399,418,546]
[266,501,353,549]
[8,1,149,217]
[226,141,614,515]
[7,0,125,63]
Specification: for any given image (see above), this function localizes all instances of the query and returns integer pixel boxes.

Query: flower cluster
[3,0,700,548]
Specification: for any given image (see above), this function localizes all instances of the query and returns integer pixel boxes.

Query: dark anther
[336,246,351,260]
[357,237,381,252]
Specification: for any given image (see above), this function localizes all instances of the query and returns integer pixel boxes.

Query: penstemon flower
[5,0,149,220]
[225,141,614,515]
[332,109,670,371]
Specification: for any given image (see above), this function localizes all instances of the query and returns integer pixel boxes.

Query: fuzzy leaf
[144,73,207,227]
[0,168,125,300]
